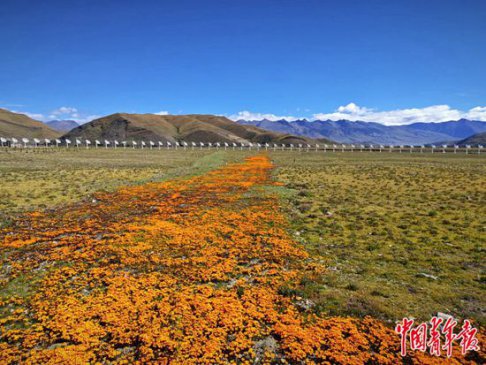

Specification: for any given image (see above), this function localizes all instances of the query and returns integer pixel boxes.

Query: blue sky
[0,0,485,125]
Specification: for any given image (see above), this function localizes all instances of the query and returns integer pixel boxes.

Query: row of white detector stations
[0,137,484,153]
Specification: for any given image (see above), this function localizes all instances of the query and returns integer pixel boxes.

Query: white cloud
[229,104,486,125]
[51,106,78,116]
[10,109,46,121]
[47,106,79,120]
[312,103,486,125]
[228,110,300,122]
[154,110,169,115]
[336,102,371,115]
[465,106,486,120]
[47,106,98,124]
[10,106,98,124]
[21,111,45,120]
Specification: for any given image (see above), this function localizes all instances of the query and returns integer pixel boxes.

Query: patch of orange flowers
[0,155,483,364]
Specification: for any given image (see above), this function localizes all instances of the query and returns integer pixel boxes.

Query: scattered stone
[226,278,237,288]
[417,272,438,280]
[295,298,316,312]
[48,343,66,350]
[253,335,279,364]
[437,312,454,322]
[227,334,236,342]
[118,346,135,355]
[34,261,48,272]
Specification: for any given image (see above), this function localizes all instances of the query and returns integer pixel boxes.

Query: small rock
[417,272,438,280]
[226,278,237,289]
[295,298,316,311]
[48,343,65,350]
[437,312,454,321]
[227,334,236,342]
[118,346,135,355]
[34,262,48,272]
[253,335,279,364]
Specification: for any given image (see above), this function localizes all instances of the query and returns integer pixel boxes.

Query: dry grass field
[0,149,484,363]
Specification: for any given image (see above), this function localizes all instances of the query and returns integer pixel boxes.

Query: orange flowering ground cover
[0,155,483,364]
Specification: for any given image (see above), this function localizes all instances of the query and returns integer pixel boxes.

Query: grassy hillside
[0,109,61,139]
[63,113,322,144]
[458,131,486,145]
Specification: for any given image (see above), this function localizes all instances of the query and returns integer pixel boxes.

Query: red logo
[395,316,480,357]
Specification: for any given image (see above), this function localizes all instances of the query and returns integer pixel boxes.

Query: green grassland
[1,149,484,327]
[0,148,250,226]
[271,152,486,326]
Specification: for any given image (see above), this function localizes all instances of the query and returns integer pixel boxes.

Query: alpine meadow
[1,147,484,363]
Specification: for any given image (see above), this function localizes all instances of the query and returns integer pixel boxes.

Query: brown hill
[63,113,324,144]
[0,109,61,139]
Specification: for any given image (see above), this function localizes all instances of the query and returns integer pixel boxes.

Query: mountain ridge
[46,120,79,133]
[3,107,483,146]
[457,132,486,145]
[63,113,328,145]
[237,118,486,145]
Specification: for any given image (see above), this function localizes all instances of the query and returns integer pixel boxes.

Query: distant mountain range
[45,119,79,133]
[237,118,486,145]
[1,108,484,146]
[0,108,61,139]
[63,113,323,145]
